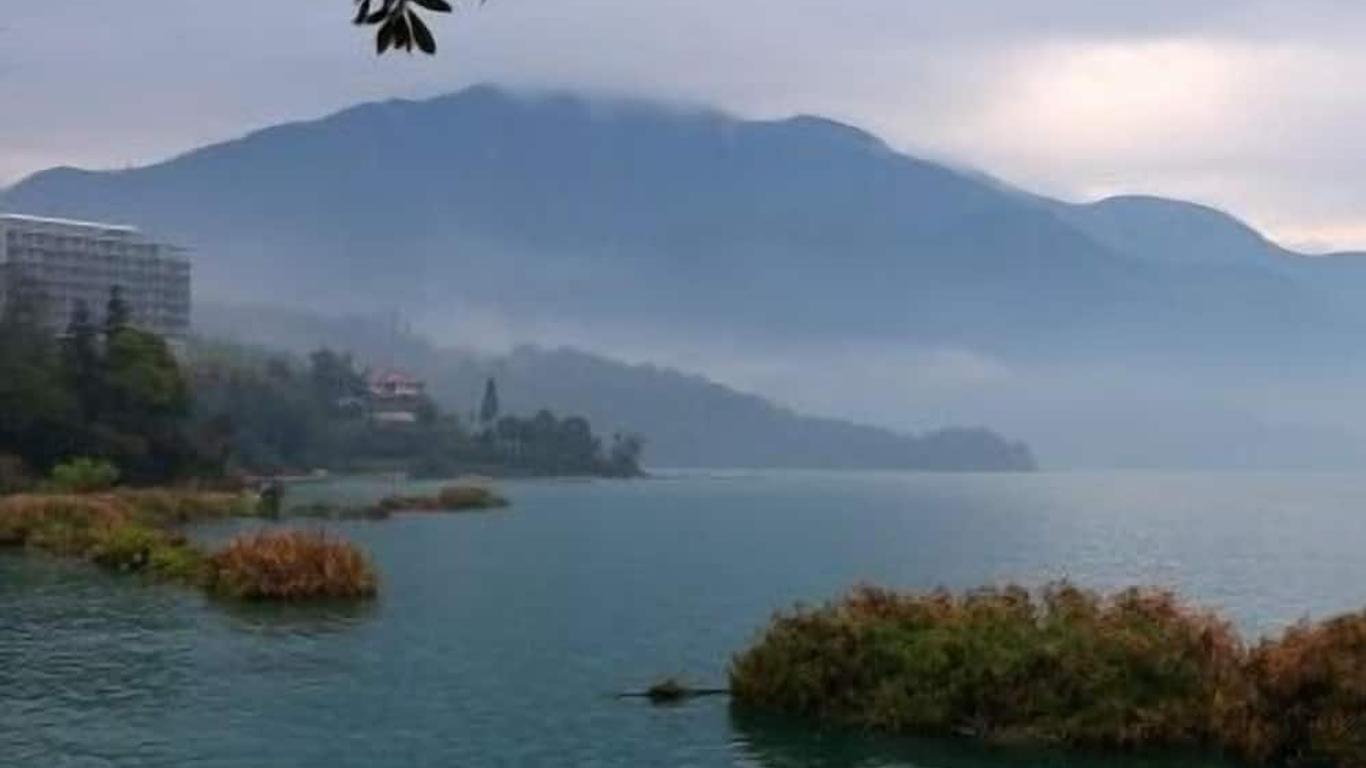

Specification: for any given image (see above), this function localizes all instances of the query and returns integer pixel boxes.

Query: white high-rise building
[0,213,191,339]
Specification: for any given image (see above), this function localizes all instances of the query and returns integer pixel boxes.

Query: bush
[87,523,204,582]
[732,584,1366,765]
[436,484,509,510]
[88,523,170,571]
[0,491,377,601]
[205,530,377,600]
[147,541,208,583]
[49,458,121,493]
[731,583,1247,750]
[373,484,509,513]
[1233,613,1366,766]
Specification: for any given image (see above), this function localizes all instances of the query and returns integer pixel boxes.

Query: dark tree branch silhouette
[354,0,485,55]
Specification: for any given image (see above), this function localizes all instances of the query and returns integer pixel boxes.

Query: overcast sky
[4,1,1366,250]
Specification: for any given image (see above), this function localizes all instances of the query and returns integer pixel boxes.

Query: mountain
[7,85,1366,467]
[1056,195,1292,269]
[4,85,1346,360]
[192,302,1036,471]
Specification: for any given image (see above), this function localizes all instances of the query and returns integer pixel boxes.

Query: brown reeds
[0,492,378,602]
[205,530,377,600]
[731,583,1366,766]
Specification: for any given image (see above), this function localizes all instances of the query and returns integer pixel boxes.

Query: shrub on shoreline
[205,530,377,601]
[0,492,377,602]
[1235,613,1366,766]
[48,458,121,493]
[372,483,509,513]
[731,584,1245,749]
[730,583,1366,766]
[88,523,207,580]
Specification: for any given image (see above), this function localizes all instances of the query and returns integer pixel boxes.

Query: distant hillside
[193,302,1035,471]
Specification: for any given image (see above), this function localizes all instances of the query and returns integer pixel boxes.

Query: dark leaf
[392,14,412,51]
[353,0,372,25]
[409,13,437,54]
[376,20,394,54]
[411,0,454,12]
[365,7,390,25]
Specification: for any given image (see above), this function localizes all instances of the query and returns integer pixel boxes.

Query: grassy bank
[286,483,511,519]
[0,490,377,601]
[0,490,250,549]
[730,583,1366,766]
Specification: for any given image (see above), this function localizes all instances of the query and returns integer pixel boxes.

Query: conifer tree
[479,377,500,429]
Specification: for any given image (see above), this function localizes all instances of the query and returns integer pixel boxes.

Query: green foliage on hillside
[189,341,645,478]
[0,291,643,484]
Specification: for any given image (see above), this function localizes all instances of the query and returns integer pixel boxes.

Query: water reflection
[213,596,379,636]
[729,709,1240,768]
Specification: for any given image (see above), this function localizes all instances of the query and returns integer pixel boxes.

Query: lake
[4,470,1366,767]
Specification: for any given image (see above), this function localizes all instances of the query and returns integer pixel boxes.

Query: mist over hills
[6,85,1366,467]
[192,302,1035,471]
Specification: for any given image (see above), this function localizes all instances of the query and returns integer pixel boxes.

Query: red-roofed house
[367,369,426,424]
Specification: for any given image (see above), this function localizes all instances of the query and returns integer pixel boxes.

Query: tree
[0,311,80,471]
[308,348,367,408]
[61,299,101,419]
[608,432,645,477]
[100,327,194,480]
[495,415,522,458]
[104,285,131,338]
[479,377,500,429]
[1,269,51,329]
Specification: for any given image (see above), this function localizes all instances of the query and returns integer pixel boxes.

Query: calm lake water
[4,470,1366,767]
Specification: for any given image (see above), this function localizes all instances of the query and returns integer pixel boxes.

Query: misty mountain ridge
[6,85,1359,360]
[7,84,1366,468]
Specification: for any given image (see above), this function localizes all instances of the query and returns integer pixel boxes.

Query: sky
[4,1,1366,250]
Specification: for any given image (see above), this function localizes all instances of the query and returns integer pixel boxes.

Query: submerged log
[618,678,730,704]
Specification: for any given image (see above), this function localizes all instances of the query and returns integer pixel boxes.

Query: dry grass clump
[373,484,509,514]
[731,583,1248,751]
[205,530,377,601]
[0,493,129,548]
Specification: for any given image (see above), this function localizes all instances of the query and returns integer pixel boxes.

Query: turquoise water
[4,471,1366,767]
